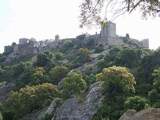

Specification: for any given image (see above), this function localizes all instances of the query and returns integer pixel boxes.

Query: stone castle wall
[3,21,149,63]
[100,21,149,48]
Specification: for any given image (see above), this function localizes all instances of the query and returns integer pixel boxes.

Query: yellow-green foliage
[32,67,46,83]
[125,96,149,111]
[3,83,59,119]
[61,71,87,97]
[93,66,136,120]
[96,66,136,94]
[79,48,90,62]
[49,66,69,84]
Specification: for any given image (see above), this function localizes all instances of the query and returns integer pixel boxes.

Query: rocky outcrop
[38,98,63,120]
[119,108,160,120]
[53,82,103,120]
[0,82,15,101]
[22,82,103,120]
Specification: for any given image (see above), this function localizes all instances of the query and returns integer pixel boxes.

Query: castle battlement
[99,21,149,48]
[3,21,149,63]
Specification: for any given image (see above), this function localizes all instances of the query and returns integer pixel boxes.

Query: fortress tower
[141,39,149,48]
[99,21,149,48]
[19,38,29,45]
[101,21,116,39]
[100,21,119,46]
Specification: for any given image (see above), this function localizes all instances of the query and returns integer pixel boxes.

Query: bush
[94,66,136,120]
[0,112,3,120]
[125,96,149,111]
[2,83,59,119]
[31,67,49,84]
[97,66,136,97]
[34,52,54,68]
[61,71,87,98]
[49,66,69,84]
[148,67,160,107]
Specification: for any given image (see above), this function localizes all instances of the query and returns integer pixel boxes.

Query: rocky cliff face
[119,108,160,120]
[0,82,15,102]
[22,82,104,120]
[54,82,103,120]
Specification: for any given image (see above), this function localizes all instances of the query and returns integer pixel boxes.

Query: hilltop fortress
[3,21,149,63]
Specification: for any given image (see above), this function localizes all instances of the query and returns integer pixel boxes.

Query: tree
[148,67,160,107]
[95,66,136,120]
[12,62,33,87]
[80,0,160,27]
[2,83,59,120]
[136,48,160,95]
[79,48,91,62]
[0,112,3,120]
[49,66,69,84]
[124,96,149,111]
[34,52,54,68]
[32,67,49,84]
[61,71,87,98]
[97,66,136,98]
[75,48,91,64]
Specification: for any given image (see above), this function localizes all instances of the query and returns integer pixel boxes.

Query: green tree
[125,96,149,111]
[80,0,160,27]
[94,66,136,120]
[73,48,91,67]
[0,112,3,120]
[49,66,69,84]
[2,83,59,120]
[54,52,64,61]
[34,52,54,68]
[11,62,33,87]
[32,67,49,84]
[61,71,87,98]
[79,48,90,62]
[148,67,160,107]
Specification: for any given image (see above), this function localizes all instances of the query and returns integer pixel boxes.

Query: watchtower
[100,21,116,40]
[100,21,117,45]
[19,38,29,45]
[141,39,149,48]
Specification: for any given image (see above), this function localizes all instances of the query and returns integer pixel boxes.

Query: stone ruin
[3,21,149,63]
[99,21,149,48]
[119,108,160,120]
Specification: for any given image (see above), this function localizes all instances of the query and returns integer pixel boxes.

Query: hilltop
[2,22,149,64]
[0,22,160,120]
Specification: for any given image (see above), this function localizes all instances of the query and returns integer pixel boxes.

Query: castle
[3,21,149,63]
[99,21,149,48]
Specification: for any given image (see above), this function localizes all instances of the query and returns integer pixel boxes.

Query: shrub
[2,83,59,119]
[61,71,87,98]
[94,66,136,120]
[49,66,69,84]
[125,96,149,111]
[97,66,136,97]
[148,67,160,107]
[0,112,2,120]
[31,67,49,84]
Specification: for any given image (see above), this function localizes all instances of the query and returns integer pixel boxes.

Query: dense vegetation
[0,39,160,120]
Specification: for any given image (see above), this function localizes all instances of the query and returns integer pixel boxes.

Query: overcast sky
[0,0,160,53]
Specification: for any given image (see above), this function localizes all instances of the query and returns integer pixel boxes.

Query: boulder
[54,82,103,120]
[119,108,160,120]
[0,82,15,101]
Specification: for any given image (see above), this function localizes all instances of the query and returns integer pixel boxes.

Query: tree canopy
[80,0,160,27]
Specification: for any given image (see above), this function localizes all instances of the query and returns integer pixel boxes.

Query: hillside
[0,22,160,120]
